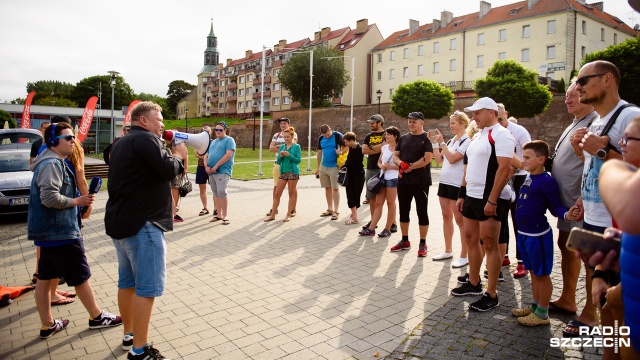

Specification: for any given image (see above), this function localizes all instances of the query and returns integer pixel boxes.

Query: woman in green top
[265,127,301,222]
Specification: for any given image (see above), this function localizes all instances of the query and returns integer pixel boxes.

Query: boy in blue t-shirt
[512,140,579,327]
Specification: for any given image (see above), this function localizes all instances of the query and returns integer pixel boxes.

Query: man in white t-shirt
[267,118,298,217]
[451,97,515,312]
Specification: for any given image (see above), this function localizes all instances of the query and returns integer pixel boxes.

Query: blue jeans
[112,222,166,297]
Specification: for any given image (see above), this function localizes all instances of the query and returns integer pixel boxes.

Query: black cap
[277,117,290,123]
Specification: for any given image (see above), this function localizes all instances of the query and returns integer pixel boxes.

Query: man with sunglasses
[361,114,390,231]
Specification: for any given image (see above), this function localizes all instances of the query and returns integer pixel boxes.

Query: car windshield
[0,132,41,145]
[0,151,31,172]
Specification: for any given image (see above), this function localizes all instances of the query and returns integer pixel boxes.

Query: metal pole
[349,55,355,132]
[258,46,265,175]
[307,49,313,171]
[110,82,115,141]
[96,83,101,152]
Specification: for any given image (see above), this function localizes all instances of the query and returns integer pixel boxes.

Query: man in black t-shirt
[29,121,51,165]
[362,114,386,228]
[391,111,433,257]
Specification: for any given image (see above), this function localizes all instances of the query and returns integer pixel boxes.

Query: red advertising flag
[77,96,98,143]
[121,100,141,136]
[20,91,36,128]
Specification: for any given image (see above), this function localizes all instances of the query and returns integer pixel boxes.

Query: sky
[1,0,637,104]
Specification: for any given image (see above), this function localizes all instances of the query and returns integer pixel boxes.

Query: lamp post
[108,70,120,141]
[322,54,355,131]
[252,102,258,151]
[96,82,102,152]
[376,89,382,114]
[185,109,189,132]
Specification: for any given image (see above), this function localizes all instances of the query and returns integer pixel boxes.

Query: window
[377,71,381,80]
[283,96,290,105]
[389,88,394,97]
[450,38,457,50]
[499,29,507,41]
[219,103,224,109]
[247,87,253,95]
[601,28,605,41]
[389,69,395,79]
[417,45,424,56]
[273,97,279,106]
[220,91,225,98]
[433,42,440,53]
[433,62,439,73]
[521,48,530,62]
[238,102,243,109]
[477,55,484,67]
[582,20,587,34]
[221,80,225,86]
[246,101,252,108]
[547,20,556,34]
[403,67,409,77]
[403,48,409,58]
[274,83,280,91]
[450,59,456,71]
[248,74,253,81]
[581,46,586,59]
[390,51,396,60]
[498,52,506,60]
[477,33,485,45]
[377,53,382,63]
[239,89,244,96]
[417,64,424,75]
[547,45,556,59]
[522,25,530,38]
[273,69,280,77]
[239,76,244,84]
[614,33,618,45]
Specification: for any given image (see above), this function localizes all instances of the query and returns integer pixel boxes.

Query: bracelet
[440,142,446,147]
[591,269,607,280]
[575,153,585,159]
[487,200,497,206]
[458,186,467,199]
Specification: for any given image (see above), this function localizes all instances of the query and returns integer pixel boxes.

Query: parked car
[0,128,42,150]
[0,148,32,215]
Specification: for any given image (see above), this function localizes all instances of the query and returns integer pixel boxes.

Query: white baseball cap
[464,97,499,112]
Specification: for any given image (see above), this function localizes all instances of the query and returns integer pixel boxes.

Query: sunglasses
[576,73,606,87]
[56,135,75,141]
[214,129,225,132]
[621,134,640,146]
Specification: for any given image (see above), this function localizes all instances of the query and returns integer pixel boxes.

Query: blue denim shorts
[112,222,166,297]
[383,178,398,188]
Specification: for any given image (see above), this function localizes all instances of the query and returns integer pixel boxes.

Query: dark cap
[277,117,290,123]
[407,111,425,120]
[367,114,384,123]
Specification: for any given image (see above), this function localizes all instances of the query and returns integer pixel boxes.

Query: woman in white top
[432,111,473,267]
[359,126,400,237]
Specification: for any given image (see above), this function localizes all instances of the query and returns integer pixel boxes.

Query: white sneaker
[452,258,469,268]
[432,252,453,261]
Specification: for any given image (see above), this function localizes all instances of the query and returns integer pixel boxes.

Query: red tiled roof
[374,0,636,50]
[309,27,350,46]
[336,24,375,51]
[228,49,273,66]
[274,38,310,54]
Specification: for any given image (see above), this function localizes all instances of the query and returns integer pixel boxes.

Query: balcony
[252,90,271,99]
[211,86,219,92]
[227,95,237,102]
[253,76,271,85]
[209,109,218,115]
[226,108,237,115]
[226,70,238,78]
[227,82,238,90]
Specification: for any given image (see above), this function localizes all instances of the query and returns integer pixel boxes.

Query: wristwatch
[596,144,615,160]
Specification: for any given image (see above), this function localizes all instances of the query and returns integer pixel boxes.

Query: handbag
[366,172,385,195]
[179,174,193,197]
[337,166,348,187]
[337,146,349,167]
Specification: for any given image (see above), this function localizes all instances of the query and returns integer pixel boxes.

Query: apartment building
[192,19,383,118]
[372,0,637,104]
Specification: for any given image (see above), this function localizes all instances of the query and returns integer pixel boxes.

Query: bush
[390,80,453,119]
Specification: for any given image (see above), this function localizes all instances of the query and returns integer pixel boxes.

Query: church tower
[202,20,219,69]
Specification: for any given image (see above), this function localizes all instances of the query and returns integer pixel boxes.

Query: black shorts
[196,165,208,184]
[462,196,509,222]
[38,240,91,286]
[437,183,460,200]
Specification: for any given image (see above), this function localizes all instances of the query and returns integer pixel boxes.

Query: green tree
[139,93,172,119]
[556,78,566,94]
[34,96,78,108]
[166,80,195,116]
[0,109,16,128]
[474,60,552,118]
[71,75,135,109]
[390,80,454,119]
[582,36,640,105]
[26,80,76,103]
[11,98,25,105]
[279,46,350,108]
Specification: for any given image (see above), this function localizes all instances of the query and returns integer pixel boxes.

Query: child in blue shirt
[512,140,579,327]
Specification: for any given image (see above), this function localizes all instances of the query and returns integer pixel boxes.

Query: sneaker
[502,256,511,267]
[89,310,123,329]
[128,343,166,360]
[457,273,469,284]
[469,292,500,312]
[451,280,483,296]
[40,319,70,339]
[390,223,398,233]
[122,333,134,351]
[359,228,375,236]
[452,258,469,268]
[483,270,505,282]
[417,243,427,257]
[432,252,453,261]
[390,240,410,252]
[513,263,527,278]
[377,229,391,238]
[173,214,183,223]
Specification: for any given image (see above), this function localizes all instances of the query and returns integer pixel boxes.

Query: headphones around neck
[47,123,58,147]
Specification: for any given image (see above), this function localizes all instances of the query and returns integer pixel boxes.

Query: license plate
[10,198,28,206]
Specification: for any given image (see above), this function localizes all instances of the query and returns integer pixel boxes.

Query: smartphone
[428,129,439,140]
[565,227,621,258]
[315,174,320,179]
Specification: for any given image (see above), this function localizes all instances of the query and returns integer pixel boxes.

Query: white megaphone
[162,130,211,155]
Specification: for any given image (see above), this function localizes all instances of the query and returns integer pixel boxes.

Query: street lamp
[252,101,258,151]
[322,54,355,131]
[376,89,382,114]
[108,70,120,141]
[185,109,189,132]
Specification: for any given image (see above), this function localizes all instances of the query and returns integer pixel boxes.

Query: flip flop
[320,210,333,217]
[57,291,76,298]
[222,219,230,225]
[264,217,275,222]
[549,301,577,315]
[199,209,209,216]
[562,319,594,338]
[210,217,222,222]
[51,296,75,306]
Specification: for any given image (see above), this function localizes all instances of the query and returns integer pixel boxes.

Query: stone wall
[227,94,572,150]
